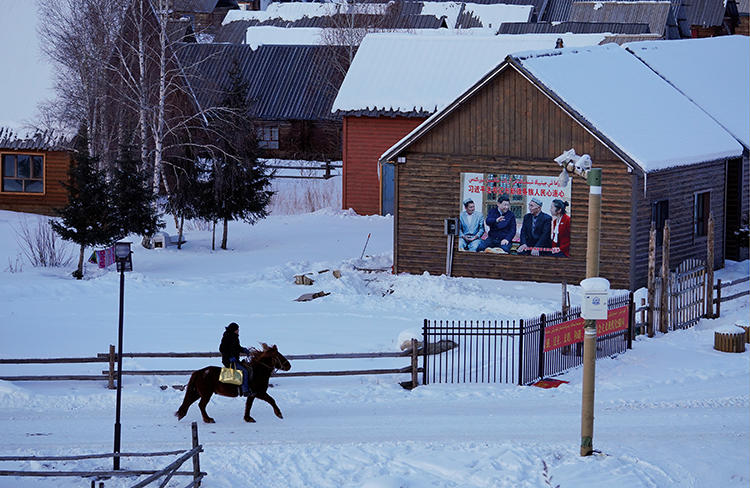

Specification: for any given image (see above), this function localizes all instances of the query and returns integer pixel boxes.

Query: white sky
[0,205,748,487]
[0,0,53,131]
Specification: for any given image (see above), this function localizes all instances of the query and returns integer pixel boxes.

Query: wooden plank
[0,357,106,364]
[0,470,204,478]
[0,451,187,461]
[0,375,105,381]
[103,367,414,377]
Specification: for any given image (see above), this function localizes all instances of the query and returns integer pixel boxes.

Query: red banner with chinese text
[543,305,629,352]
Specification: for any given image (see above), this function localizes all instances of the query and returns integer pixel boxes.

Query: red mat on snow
[532,379,570,389]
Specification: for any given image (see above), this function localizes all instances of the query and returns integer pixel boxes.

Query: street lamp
[555,149,603,457]
[113,241,133,470]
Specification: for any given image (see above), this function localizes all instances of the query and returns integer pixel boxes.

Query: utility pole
[580,168,602,456]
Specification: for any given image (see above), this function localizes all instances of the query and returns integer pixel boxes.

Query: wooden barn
[0,129,71,216]
[332,33,608,216]
[379,42,746,290]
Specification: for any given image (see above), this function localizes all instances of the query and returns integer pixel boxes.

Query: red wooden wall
[342,115,425,215]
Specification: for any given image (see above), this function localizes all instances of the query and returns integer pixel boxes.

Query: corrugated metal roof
[214,20,251,43]
[498,20,651,33]
[176,43,345,121]
[541,0,574,21]
[681,0,727,27]
[0,128,68,151]
[568,1,672,36]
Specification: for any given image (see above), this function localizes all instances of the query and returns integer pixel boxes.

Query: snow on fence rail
[0,346,423,390]
[0,421,205,487]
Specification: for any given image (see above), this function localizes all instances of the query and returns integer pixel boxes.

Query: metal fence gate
[423,294,632,386]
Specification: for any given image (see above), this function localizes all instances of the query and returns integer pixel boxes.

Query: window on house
[2,153,44,193]
[256,126,279,149]
[694,191,710,237]
[651,199,669,245]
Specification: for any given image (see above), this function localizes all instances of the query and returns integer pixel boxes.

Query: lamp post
[113,241,133,470]
[555,150,603,456]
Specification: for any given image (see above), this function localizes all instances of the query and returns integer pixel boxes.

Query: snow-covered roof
[625,36,750,150]
[332,32,606,114]
[420,2,533,28]
[509,45,743,170]
[381,43,743,172]
[224,2,390,24]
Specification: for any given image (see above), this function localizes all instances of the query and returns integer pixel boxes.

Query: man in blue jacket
[477,194,516,253]
[459,198,487,252]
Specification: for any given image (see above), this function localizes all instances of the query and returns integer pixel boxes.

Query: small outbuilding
[0,129,71,216]
[380,42,746,289]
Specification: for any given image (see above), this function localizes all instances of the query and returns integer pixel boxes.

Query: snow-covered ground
[0,207,748,488]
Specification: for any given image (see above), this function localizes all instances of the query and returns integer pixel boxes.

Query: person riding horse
[219,322,252,396]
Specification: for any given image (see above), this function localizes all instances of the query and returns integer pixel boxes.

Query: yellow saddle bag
[219,366,243,385]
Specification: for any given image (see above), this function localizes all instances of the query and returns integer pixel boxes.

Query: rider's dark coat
[219,330,249,367]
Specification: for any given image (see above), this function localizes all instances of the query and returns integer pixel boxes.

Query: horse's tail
[175,370,201,420]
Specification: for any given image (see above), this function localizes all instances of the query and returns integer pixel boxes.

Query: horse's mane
[247,343,274,362]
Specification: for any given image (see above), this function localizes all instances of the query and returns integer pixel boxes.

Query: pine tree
[111,146,164,240]
[51,125,120,279]
[203,59,273,250]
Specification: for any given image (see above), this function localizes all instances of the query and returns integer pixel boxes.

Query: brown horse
[175,343,291,423]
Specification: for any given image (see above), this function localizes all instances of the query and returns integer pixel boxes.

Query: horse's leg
[243,396,256,423]
[253,391,283,419]
[198,391,215,423]
[175,375,201,420]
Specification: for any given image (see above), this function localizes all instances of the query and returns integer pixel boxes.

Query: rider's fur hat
[226,322,239,332]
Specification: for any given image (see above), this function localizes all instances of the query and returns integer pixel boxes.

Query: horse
[175,343,291,423]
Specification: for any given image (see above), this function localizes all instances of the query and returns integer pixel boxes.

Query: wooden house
[379,43,745,289]
[332,33,608,216]
[625,35,750,261]
[0,129,71,216]
[176,43,346,161]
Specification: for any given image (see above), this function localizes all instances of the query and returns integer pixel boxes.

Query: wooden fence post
[640,298,646,335]
[410,339,418,389]
[660,220,670,333]
[715,279,722,318]
[537,314,546,380]
[108,345,115,390]
[706,212,715,318]
[191,422,201,488]
[562,281,569,317]
[647,222,656,337]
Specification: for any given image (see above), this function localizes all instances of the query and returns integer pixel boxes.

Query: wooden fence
[712,275,750,318]
[0,346,423,390]
[0,422,205,487]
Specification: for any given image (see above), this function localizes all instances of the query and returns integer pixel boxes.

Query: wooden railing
[0,422,205,487]
[0,342,423,390]
[712,275,750,318]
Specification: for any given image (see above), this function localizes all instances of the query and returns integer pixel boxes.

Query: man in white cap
[517,197,552,256]
[459,198,487,251]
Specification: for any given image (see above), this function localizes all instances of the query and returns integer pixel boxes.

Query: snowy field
[0,203,748,488]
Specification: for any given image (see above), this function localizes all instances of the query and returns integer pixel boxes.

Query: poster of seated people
[459,172,572,257]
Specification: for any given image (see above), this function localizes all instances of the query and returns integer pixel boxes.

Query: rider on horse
[219,322,252,396]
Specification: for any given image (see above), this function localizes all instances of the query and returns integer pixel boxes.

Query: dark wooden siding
[631,161,727,287]
[396,67,636,289]
[259,120,341,161]
[0,150,70,216]
[343,115,425,215]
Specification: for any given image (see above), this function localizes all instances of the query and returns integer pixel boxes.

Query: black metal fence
[423,293,633,386]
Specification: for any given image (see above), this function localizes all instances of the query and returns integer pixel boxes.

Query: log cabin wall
[395,67,636,289]
[630,161,727,288]
[0,150,70,216]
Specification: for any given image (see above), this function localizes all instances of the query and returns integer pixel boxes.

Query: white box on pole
[580,277,610,320]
